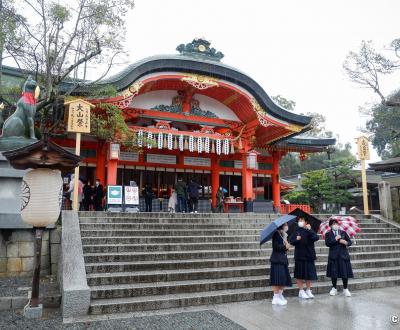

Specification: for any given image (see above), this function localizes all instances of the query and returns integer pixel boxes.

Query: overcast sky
[96,1,400,162]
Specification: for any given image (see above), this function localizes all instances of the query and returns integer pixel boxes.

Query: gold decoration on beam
[250,98,275,128]
[181,74,219,90]
[285,123,303,132]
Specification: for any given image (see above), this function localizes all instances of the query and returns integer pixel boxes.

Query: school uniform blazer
[288,227,319,261]
[325,230,352,261]
[270,232,289,265]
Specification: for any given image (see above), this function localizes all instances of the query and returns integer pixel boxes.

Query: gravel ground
[0,308,246,330]
[0,276,59,297]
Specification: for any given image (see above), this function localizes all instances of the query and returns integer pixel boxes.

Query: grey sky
[100,0,398,162]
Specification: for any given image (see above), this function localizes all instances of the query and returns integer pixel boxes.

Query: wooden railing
[280,204,312,214]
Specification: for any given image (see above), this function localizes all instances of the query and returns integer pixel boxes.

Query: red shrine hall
[55,39,335,212]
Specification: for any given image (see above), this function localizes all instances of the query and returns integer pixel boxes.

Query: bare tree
[10,0,134,126]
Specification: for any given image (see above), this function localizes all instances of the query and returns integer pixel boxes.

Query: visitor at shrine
[168,189,177,213]
[143,184,154,212]
[188,178,201,213]
[93,178,104,211]
[216,187,225,213]
[325,219,354,297]
[270,222,292,305]
[66,174,83,210]
[288,217,319,299]
[82,180,93,211]
[175,177,187,213]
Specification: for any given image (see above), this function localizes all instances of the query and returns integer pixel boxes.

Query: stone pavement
[1,286,399,329]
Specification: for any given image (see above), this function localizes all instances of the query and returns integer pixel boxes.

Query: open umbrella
[260,214,297,245]
[319,215,361,238]
[287,208,322,237]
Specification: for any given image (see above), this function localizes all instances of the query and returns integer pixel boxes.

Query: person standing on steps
[325,218,354,297]
[143,184,154,212]
[93,178,104,211]
[82,180,93,211]
[289,217,319,299]
[175,177,187,213]
[270,223,292,305]
[188,178,201,213]
[216,187,225,213]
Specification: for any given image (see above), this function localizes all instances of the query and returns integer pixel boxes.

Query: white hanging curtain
[216,139,221,155]
[147,132,153,149]
[197,137,203,153]
[137,130,143,148]
[158,133,164,149]
[204,137,210,153]
[167,133,173,150]
[223,139,230,155]
[189,136,194,152]
[179,135,184,151]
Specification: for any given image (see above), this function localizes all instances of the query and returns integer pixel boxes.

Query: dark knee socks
[332,278,348,289]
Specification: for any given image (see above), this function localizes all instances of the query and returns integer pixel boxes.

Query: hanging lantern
[204,137,210,153]
[167,133,173,150]
[223,139,230,155]
[197,137,203,153]
[216,139,221,155]
[147,132,153,149]
[158,133,164,149]
[246,150,259,170]
[189,136,194,152]
[21,168,63,227]
[137,130,143,148]
[179,135,184,151]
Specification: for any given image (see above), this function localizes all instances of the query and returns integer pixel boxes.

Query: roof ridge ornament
[176,38,224,61]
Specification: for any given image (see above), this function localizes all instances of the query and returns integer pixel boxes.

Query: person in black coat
[270,223,292,305]
[82,180,93,211]
[325,219,354,297]
[143,184,154,212]
[289,217,319,299]
[93,179,104,211]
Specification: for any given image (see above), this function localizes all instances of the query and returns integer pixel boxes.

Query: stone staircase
[78,212,400,315]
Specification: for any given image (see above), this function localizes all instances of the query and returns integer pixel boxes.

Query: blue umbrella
[222,187,228,193]
[260,214,297,245]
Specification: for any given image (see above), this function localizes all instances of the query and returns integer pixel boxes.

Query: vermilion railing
[280,204,312,214]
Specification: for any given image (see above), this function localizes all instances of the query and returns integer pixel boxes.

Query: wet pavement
[214,286,400,330]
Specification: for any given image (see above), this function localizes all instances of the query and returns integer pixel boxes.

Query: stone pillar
[272,151,281,212]
[211,155,219,209]
[391,188,400,221]
[378,181,393,220]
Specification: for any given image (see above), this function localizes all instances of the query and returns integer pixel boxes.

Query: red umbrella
[319,215,361,238]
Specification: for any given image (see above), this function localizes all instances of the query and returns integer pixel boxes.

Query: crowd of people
[269,217,353,305]
[64,176,105,211]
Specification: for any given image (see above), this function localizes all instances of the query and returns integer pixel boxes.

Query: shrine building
[5,39,336,212]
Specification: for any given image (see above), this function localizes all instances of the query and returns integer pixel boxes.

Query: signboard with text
[66,99,92,133]
[125,186,139,205]
[107,185,123,204]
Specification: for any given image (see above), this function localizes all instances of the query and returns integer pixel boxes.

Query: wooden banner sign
[65,99,93,133]
[357,136,370,160]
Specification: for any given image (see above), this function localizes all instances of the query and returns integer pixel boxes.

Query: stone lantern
[3,136,80,318]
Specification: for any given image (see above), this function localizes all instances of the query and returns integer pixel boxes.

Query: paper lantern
[21,168,63,227]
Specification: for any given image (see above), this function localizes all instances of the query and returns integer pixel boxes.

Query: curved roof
[93,53,312,127]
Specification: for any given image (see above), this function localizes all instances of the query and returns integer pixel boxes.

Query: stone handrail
[60,210,90,318]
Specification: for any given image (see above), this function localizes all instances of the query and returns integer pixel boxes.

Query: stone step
[83,249,400,263]
[80,230,399,245]
[79,217,278,224]
[88,275,400,314]
[86,262,400,287]
[89,266,400,299]
[85,256,400,274]
[82,237,400,253]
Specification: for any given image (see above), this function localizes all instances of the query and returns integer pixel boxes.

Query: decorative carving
[250,97,276,128]
[111,80,144,109]
[21,180,30,211]
[176,38,224,61]
[181,74,219,90]
[285,123,303,132]
[155,121,171,130]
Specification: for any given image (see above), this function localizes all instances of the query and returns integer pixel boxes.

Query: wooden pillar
[211,155,219,208]
[241,153,253,200]
[96,142,106,185]
[272,151,281,212]
[107,159,118,185]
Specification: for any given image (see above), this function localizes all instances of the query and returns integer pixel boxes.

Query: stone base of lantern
[23,303,43,319]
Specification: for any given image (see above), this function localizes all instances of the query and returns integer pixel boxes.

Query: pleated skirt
[326,258,354,279]
[294,260,318,281]
[270,263,292,287]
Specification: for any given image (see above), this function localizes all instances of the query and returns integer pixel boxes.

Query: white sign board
[125,186,139,205]
[107,185,123,204]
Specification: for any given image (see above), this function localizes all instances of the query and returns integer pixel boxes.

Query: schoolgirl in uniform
[325,218,353,297]
[270,223,292,305]
[289,217,319,299]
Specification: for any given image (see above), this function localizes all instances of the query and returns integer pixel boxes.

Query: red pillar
[96,142,106,185]
[272,151,281,212]
[211,155,219,208]
[241,153,253,200]
[107,159,118,186]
